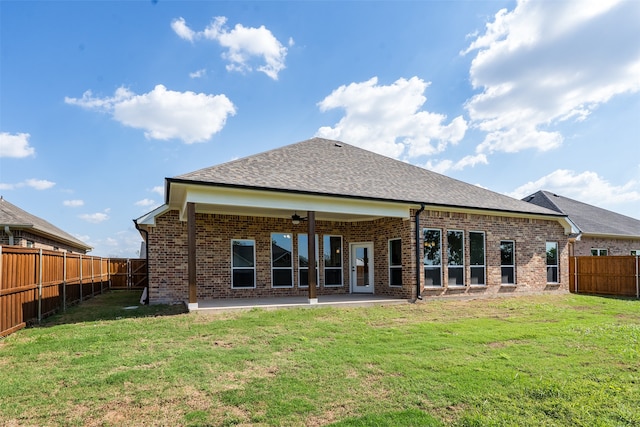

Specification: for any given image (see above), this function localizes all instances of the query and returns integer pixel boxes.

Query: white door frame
[349,242,374,294]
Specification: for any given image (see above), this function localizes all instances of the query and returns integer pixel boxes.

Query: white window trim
[297,234,319,288]
[591,248,608,256]
[500,240,516,285]
[323,235,343,287]
[631,250,640,256]
[546,241,559,284]
[271,233,293,288]
[447,229,465,287]
[388,238,402,288]
[469,231,486,286]
[231,239,256,289]
[423,228,443,288]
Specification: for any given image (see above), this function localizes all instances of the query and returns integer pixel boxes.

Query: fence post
[636,255,640,299]
[574,257,578,293]
[91,256,95,297]
[63,252,67,312]
[38,249,43,324]
[79,254,83,302]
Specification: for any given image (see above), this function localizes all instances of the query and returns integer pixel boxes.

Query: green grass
[1,291,639,426]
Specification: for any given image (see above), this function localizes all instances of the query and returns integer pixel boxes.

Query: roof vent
[334,143,342,147]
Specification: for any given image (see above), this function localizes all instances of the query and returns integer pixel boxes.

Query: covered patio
[188,294,410,312]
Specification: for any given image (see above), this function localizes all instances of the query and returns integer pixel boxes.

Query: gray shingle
[173,138,561,216]
[523,190,640,237]
[0,197,91,251]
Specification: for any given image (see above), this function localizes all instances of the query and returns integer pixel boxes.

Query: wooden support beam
[307,211,317,303]
[188,202,197,305]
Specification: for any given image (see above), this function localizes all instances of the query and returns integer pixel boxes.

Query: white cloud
[65,85,236,143]
[135,198,157,207]
[316,76,467,159]
[425,154,488,174]
[151,186,164,195]
[464,0,640,154]
[26,179,55,190]
[63,199,84,207]
[79,208,111,224]
[0,132,35,158]
[509,169,640,208]
[0,178,54,191]
[171,17,196,42]
[171,16,290,80]
[189,69,206,78]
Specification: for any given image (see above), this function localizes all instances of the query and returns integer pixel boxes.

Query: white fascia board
[178,186,410,221]
[421,205,575,234]
[135,204,170,226]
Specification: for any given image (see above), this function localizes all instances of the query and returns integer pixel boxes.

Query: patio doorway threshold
[187,294,409,312]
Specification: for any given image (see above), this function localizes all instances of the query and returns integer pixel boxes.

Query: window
[232,240,255,288]
[469,232,485,285]
[298,234,319,288]
[447,230,464,286]
[423,229,442,287]
[323,235,343,286]
[591,248,608,256]
[500,240,515,284]
[26,240,34,248]
[632,250,640,256]
[271,233,293,288]
[546,242,559,283]
[389,238,402,287]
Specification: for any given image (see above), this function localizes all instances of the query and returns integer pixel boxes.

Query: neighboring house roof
[170,138,562,217]
[523,190,640,238]
[0,197,92,252]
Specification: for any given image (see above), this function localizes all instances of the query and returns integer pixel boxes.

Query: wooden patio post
[187,202,197,308]
[307,211,317,304]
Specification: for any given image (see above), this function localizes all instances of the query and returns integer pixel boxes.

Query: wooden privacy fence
[569,256,640,298]
[109,258,148,290]
[0,247,148,337]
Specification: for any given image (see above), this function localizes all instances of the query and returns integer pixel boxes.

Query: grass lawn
[0,291,639,426]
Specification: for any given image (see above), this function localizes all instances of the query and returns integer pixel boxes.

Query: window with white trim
[232,239,255,288]
[469,231,485,285]
[631,250,640,256]
[323,235,343,286]
[500,240,515,284]
[591,248,608,256]
[447,230,464,286]
[546,242,559,283]
[423,228,442,287]
[298,234,319,288]
[271,233,293,288]
[389,238,402,287]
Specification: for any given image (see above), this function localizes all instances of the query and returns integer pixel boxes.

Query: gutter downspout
[415,203,426,301]
[4,226,14,246]
[133,219,150,305]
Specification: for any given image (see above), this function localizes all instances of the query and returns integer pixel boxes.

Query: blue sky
[1,0,639,257]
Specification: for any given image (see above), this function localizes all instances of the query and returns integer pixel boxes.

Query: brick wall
[573,237,640,256]
[419,209,569,298]
[147,209,568,304]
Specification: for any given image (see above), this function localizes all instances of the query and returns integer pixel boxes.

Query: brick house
[524,190,640,257]
[0,197,92,254]
[135,138,573,307]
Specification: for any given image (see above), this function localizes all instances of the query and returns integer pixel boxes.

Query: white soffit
[173,184,411,221]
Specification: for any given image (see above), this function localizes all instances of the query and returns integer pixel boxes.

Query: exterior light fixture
[291,212,307,225]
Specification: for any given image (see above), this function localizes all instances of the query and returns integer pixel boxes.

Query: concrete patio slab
[187,294,410,312]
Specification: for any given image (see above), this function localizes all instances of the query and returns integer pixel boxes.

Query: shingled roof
[0,197,91,251]
[171,138,562,217]
[523,190,640,237]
